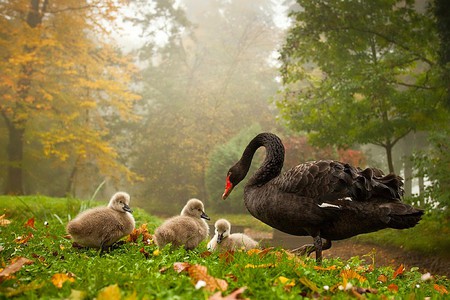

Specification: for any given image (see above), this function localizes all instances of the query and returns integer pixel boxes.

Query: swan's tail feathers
[345,164,404,201]
[380,202,424,229]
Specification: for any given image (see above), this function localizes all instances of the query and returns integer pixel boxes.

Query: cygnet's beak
[123,203,133,213]
[217,233,224,244]
[200,211,210,220]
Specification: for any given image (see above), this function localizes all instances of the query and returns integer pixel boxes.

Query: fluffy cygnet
[208,218,258,252]
[154,198,210,250]
[66,191,135,250]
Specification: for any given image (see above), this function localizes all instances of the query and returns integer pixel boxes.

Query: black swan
[222,132,423,263]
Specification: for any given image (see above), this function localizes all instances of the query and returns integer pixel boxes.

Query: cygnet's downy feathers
[66,192,135,249]
[154,198,210,250]
[208,218,258,251]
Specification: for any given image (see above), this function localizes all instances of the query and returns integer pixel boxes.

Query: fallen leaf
[392,264,405,279]
[25,217,36,229]
[387,283,398,292]
[188,264,228,292]
[14,232,33,244]
[1,281,45,297]
[0,214,11,226]
[299,276,319,292]
[51,273,75,288]
[127,228,140,243]
[173,262,191,273]
[341,269,366,287]
[0,257,33,280]
[314,265,337,271]
[209,287,248,300]
[244,263,276,269]
[434,284,449,295]
[277,276,295,291]
[200,251,213,258]
[139,247,150,259]
[142,232,153,245]
[247,247,273,257]
[97,284,121,300]
[377,274,388,283]
[219,251,235,264]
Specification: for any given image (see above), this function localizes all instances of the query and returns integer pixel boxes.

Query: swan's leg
[313,235,323,264]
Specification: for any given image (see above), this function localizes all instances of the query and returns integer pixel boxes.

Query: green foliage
[412,124,450,214]
[277,0,446,173]
[205,125,264,213]
[1,196,449,299]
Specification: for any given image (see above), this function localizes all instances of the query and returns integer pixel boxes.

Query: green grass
[355,213,450,258]
[1,196,449,299]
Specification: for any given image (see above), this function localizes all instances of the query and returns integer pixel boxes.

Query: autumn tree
[0,0,140,195]
[277,0,446,174]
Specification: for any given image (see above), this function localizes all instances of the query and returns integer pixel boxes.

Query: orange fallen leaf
[219,251,235,264]
[341,269,366,287]
[188,264,228,292]
[139,247,150,259]
[377,274,388,283]
[247,247,273,257]
[200,251,213,258]
[51,273,75,288]
[392,264,405,279]
[0,257,33,280]
[209,287,248,300]
[14,232,34,244]
[434,284,449,295]
[0,214,11,226]
[173,262,191,273]
[314,265,337,271]
[387,283,398,292]
[25,217,36,229]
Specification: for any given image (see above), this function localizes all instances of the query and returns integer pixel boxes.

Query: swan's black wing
[274,160,404,203]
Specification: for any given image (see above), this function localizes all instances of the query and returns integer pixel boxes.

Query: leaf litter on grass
[1,203,450,299]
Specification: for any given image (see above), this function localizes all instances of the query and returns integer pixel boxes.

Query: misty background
[1,0,448,217]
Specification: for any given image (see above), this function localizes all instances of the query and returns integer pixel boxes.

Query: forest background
[1,0,449,219]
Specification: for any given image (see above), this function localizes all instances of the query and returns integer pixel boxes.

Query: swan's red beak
[222,175,234,200]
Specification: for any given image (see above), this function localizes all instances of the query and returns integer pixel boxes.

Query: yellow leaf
[314,265,337,271]
[97,284,121,300]
[153,249,161,256]
[277,276,295,288]
[244,263,276,269]
[299,277,319,292]
[0,214,11,226]
[51,273,75,288]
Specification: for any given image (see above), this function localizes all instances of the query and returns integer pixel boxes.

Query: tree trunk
[385,141,395,174]
[5,124,25,195]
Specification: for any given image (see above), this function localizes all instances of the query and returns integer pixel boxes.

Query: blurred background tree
[0,0,141,196]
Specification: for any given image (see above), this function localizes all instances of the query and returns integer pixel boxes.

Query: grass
[354,213,450,258]
[0,196,449,299]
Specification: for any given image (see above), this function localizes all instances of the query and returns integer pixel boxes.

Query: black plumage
[222,132,423,263]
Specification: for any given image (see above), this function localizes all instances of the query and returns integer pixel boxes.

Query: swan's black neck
[242,133,285,186]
